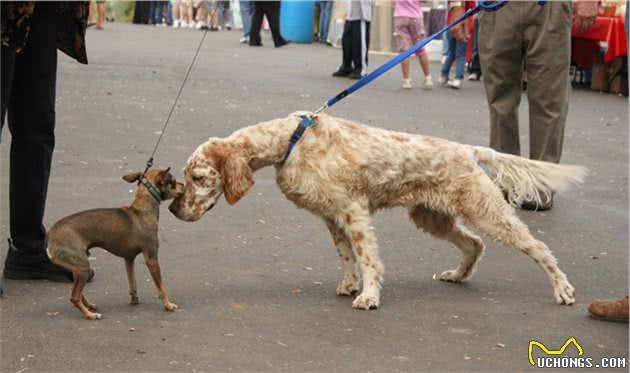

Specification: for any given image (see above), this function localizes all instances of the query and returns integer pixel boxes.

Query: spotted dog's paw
[438,269,465,283]
[352,293,379,310]
[336,279,359,297]
[554,280,575,305]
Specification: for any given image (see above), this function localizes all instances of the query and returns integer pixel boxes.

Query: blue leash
[284,0,546,161]
[313,0,509,115]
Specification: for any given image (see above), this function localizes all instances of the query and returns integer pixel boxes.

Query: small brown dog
[47,168,183,320]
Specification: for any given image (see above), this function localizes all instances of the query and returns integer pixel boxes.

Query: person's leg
[167,1,173,25]
[478,2,524,156]
[524,1,570,164]
[222,0,232,28]
[350,20,369,76]
[3,4,73,282]
[156,1,165,24]
[418,53,430,77]
[97,1,105,29]
[239,0,252,38]
[334,20,353,74]
[172,0,181,26]
[394,18,411,82]
[1,47,16,139]
[364,21,370,73]
[410,17,431,80]
[319,0,331,41]
[88,0,96,25]
[248,1,263,45]
[264,1,287,47]
[440,31,456,79]
[149,1,156,24]
[469,14,481,77]
[454,39,467,80]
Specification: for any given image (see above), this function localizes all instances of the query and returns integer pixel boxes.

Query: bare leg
[418,54,430,77]
[336,203,384,310]
[324,218,359,296]
[125,258,139,305]
[144,253,178,311]
[409,205,484,282]
[97,2,105,29]
[401,58,410,80]
[172,0,180,24]
[88,0,96,24]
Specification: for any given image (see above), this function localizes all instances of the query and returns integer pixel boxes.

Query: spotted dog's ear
[221,156,254,205]
[122,172,142,183]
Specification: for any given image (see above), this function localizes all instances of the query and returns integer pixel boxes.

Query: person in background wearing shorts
[394,0,432,90]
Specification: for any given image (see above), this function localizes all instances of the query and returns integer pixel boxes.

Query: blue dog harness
[283,115,318,162]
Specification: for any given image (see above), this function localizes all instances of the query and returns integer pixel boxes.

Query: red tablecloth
[572,16,627,65]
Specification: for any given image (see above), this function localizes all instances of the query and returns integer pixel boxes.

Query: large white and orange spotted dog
[169,112,586,310]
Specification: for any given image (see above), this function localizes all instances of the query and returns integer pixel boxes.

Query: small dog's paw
[554,281,576,305]
[438,270,464,283]
[85,312,102,320]
[352,294,379,310]
[130,296,140,305]
[336,281,359,297]
[164,302,178,312]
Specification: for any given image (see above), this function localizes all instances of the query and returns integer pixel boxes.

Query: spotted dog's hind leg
[409,205,485,282]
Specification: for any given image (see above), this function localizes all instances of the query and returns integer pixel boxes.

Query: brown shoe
[520,191,553,211]
[588,296,629,323]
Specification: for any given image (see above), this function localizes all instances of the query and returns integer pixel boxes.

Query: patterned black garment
[1,1,89,64]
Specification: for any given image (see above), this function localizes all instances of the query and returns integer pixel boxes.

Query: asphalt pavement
[1,23,628,372]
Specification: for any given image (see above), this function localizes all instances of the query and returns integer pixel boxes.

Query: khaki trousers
[478,1,572,163]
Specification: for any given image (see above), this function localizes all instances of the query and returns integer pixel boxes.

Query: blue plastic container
[280,0,314,43]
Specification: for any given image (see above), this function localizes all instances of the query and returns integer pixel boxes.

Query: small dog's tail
[472,146,587,206]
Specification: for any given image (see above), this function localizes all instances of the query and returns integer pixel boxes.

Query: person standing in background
[393,0,433,90]
[239,0,254,43]
[477,0,596,210]
[332,0,374,80]
[249,1,288,48]
[149,0,166,26]
[317,0,333,44]
[439,0,474,89]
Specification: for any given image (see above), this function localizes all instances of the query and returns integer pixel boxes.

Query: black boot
[3,239,94,283]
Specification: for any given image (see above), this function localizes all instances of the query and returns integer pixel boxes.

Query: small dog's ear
[165,166,171,174]
[221,156,253,205]
[122,172,142,183]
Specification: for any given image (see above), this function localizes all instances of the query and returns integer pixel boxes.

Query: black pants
[468,15,481,76]
[249,1,286,47]
[341,20,370,75]
[1,4,57,255]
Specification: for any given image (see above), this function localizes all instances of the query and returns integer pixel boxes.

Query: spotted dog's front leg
[336,205,384,310]
[324,218,359,296]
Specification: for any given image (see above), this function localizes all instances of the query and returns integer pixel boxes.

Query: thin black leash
[143,27,209,175]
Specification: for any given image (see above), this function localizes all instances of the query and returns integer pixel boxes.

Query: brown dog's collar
[138,175,162,203]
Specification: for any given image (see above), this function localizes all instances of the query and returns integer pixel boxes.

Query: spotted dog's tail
[472,146,587,206]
